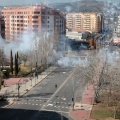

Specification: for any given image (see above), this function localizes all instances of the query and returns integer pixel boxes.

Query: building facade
[0,10,5,39]
[66,12,103,33]
[2,4,66,42]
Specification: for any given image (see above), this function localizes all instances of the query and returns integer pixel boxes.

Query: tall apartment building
[0,10,5,39]
[116,15,120,35]
[66,12,103,33]
[2,4,66,42]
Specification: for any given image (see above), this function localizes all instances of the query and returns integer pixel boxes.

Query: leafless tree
[19,51,29,66]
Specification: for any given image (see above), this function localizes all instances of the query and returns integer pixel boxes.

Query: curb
[2,67,57,108]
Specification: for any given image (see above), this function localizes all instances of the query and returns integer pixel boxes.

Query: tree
[19,51,29,66]
[17,51,19,60]
[14,54,19,76]
[10,50,13,74]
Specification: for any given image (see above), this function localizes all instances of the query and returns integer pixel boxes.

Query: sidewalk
[0,66,57,108]
[70,61,104,120]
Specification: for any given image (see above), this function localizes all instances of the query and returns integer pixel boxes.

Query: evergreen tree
[17,51,19,60]
[15,54,19,76]
[10,50,13,74]
[16,51,20,72]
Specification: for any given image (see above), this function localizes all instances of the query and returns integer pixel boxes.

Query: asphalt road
[0,66,88,120]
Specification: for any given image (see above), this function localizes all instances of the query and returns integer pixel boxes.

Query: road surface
[0,66,88,120]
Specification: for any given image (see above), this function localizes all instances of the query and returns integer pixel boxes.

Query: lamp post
[35,48,38,83]
[18,78,22,99]
[72,77,75,110]
[30,77,32,86]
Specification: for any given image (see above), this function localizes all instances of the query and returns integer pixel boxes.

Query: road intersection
[0,66,88,120]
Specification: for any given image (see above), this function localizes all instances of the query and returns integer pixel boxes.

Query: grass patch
[90,104,114,120]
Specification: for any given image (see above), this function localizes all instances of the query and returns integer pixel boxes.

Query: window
[32,16,38,18]
[42,11,45,14]
[33,25,38,28]
[34,12,40,14]
[32,21,38,23]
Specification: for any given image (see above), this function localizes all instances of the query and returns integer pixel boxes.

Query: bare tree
[19,51,29,66]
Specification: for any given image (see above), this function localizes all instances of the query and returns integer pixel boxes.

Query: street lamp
[30,77,32,86]
[18,78,22,99]
[72,77,75,110]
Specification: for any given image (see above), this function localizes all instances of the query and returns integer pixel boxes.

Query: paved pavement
[0,66,57,108]
[70,60,104,120]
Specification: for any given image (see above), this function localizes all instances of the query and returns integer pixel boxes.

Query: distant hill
[50,0,105,13]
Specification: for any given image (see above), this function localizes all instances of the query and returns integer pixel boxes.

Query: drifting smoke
[65,6,72,12]
[0,32,35,56]
[57,56,88,67]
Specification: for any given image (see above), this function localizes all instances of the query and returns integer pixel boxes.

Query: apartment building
[0,10,5,39]
[2,4,66,42]
[116,15,120,35]
[66,12,103,33]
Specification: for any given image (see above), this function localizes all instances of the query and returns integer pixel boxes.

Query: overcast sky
[0,0,119,6]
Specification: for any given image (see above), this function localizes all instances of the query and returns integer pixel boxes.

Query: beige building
[2,4,66,42]
[66,12,103,33]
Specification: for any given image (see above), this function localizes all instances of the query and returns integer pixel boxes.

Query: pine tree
[10,50,13,74]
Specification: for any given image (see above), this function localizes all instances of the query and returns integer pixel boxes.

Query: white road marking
[48,104,53,106]
[36,104,38,105]
[41,68,77,109]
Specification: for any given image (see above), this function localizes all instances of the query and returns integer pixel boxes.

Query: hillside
[50,0,105,13]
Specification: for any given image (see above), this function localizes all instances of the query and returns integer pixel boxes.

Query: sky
[0,0,119,6]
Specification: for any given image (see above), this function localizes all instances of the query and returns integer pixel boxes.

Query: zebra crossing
[13,98,72,111]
